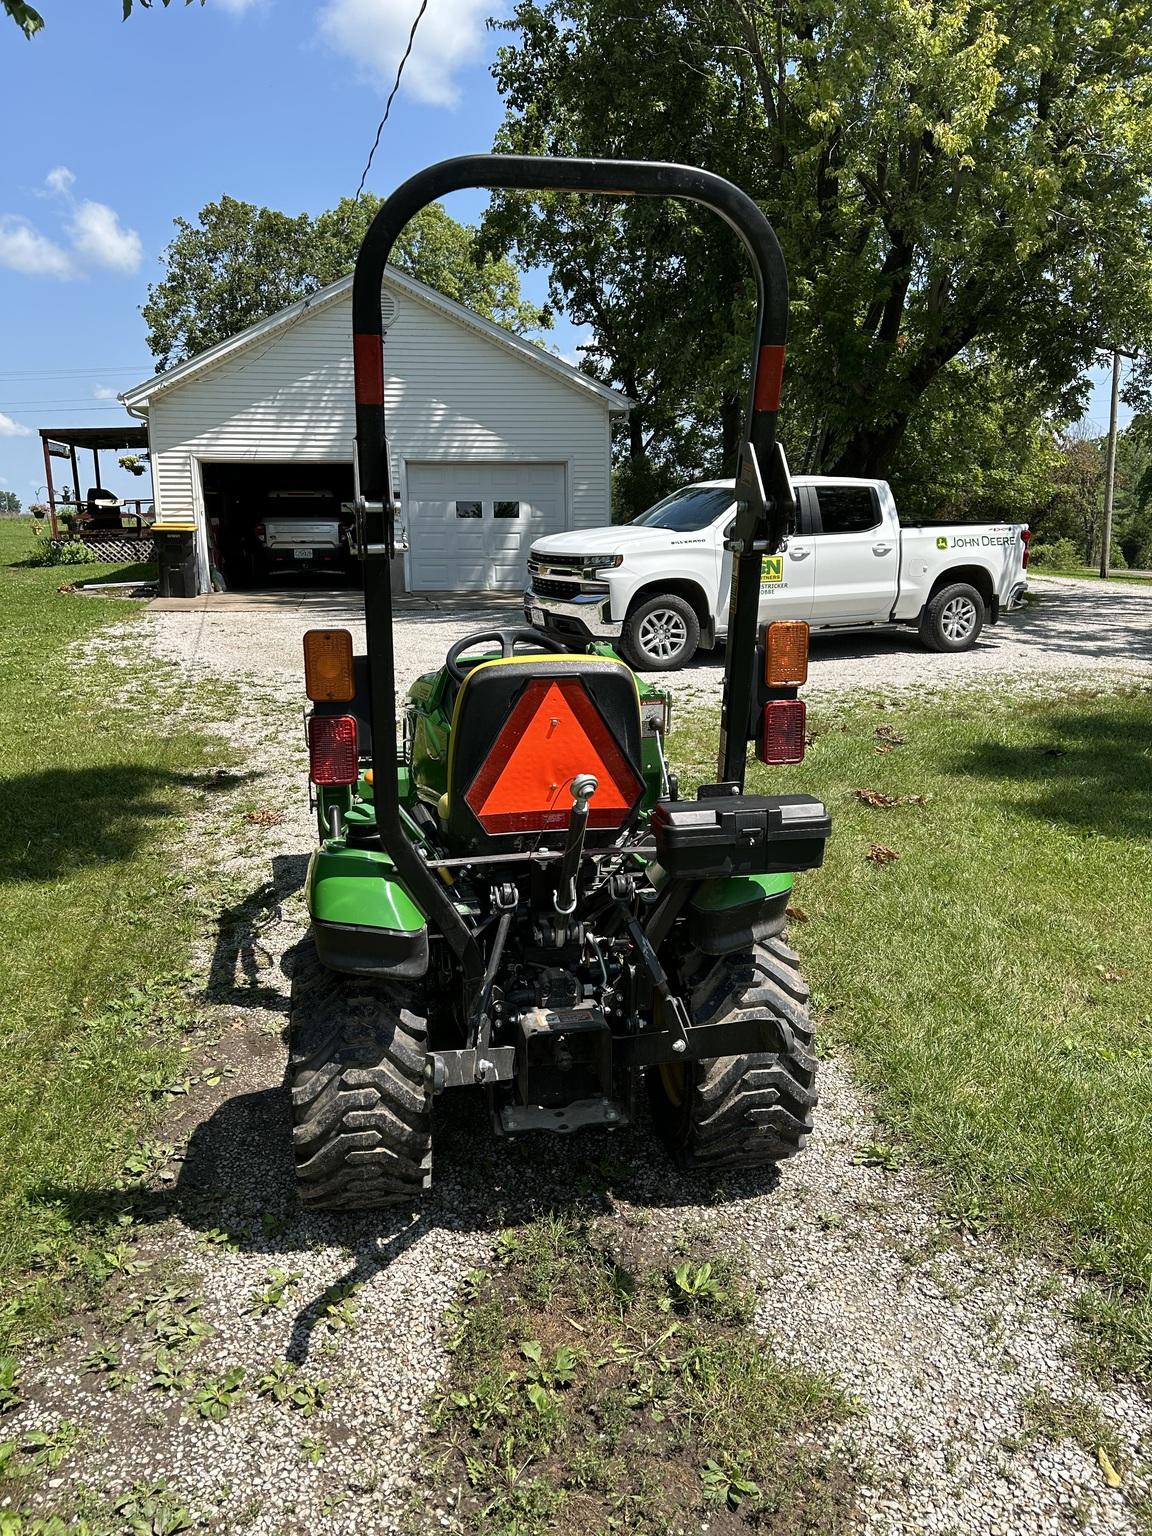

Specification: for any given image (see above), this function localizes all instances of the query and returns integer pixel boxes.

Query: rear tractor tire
[648,936,817,1170]
[287,940,431,1210]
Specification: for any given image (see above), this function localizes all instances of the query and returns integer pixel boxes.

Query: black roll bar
[351,155,794,985]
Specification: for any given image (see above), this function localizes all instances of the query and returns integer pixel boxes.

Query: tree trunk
[824,414,912,480]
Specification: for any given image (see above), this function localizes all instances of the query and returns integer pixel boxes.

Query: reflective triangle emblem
[464,677,642,834]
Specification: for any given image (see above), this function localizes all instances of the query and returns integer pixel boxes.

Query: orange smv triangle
[465,678,642,834]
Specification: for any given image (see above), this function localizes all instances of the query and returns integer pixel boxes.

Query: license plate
[530,606,545,626]
[293,547,313,560]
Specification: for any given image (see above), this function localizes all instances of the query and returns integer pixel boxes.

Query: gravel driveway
[8,582,1151,1534]
[143,573,1152,703]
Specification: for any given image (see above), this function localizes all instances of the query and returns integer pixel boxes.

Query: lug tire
[647,935,817,1169]
[918,581,985,652]
[287,940,431,1210]
[620,593,700,671]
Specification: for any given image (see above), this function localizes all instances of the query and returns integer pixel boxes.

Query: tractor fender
[308,845,429,978]
[686,872,793,956]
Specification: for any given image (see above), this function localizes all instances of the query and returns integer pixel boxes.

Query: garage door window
[455,500,482,519]
[494,500,521,519]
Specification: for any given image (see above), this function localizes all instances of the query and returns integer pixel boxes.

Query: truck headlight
[585,554,624,571]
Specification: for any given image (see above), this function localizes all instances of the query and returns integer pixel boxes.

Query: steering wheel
[444,627,570,685]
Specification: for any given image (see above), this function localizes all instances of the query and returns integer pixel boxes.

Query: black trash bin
[155,526,198,598]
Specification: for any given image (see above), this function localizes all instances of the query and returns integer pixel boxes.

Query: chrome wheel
[637,607,689,662]
[940,594,978,643]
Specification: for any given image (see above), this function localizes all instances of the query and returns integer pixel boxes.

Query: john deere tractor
[288,156,831,1209]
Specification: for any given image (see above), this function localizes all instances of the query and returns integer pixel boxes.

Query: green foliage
[668,1262,724,1309]
[113,1479,195,1536]
[700,1454,761,1510]
[485,0,1152,510]
[0,521,236,1352]
[142,196,549,370]
[1028,537,1083,571]
[0,493,22,516]
[4,0,204,38]
[22,537,96,569]
[0,1358,21,1413]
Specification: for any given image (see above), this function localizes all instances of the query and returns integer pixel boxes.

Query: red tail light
[254,522,266,542]
[308,714,358,785]
[1021,528,1031,569]
[758,700,806,765]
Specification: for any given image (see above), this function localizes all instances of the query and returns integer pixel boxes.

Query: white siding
[145,284,614,559]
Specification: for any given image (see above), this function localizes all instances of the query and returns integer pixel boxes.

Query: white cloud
[318,0,488,109]
[93,385,120,401]
[0,217,75,279]
[44,165,75,196]
[0,414,33,439]
[68,200,142,273]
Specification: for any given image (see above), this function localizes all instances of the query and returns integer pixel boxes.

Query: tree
[142,196,549,371]
[484,0,1152,513]
[5,0,201,40]
[0,491,22,516]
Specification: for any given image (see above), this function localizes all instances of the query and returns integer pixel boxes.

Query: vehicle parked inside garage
[525,476,1030,669]
[252,490,355,580]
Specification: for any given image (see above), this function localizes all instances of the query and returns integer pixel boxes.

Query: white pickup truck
[524,477,1029,670]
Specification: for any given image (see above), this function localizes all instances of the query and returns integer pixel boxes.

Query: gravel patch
[141,574,1152,706]
[5,591,1151,1534]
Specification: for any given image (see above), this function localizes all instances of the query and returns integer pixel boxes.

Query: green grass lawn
[0,519,231,1346]
[674,685,1152,1373]
[1036,567,1152,587]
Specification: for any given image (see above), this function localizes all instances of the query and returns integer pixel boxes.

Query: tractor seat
[443,655,645,849]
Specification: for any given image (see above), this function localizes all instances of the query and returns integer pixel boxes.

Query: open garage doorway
[200,461,357,591]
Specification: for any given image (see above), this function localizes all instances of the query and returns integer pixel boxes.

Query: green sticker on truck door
[760,555,784,585]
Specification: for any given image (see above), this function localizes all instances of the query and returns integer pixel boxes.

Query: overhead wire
[354,0,431,201]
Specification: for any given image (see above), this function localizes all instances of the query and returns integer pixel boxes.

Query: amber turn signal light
[764,620,809,687]
[304,628,355,702]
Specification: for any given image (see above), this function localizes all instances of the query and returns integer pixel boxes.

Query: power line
[354,0,431,202]
[0,365,150,379]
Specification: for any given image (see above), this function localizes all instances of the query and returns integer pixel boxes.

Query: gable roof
[121,266,630,414]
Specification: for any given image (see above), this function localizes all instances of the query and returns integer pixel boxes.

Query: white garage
[120,268,628,596]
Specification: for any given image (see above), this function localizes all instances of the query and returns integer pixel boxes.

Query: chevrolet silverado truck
[252,491,354,580]
[524,477,1030,670]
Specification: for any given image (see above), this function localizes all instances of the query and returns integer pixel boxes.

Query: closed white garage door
[405,462,566,592]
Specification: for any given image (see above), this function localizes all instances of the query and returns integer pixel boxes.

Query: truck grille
[530,551,586,570]
[532,577,581,599]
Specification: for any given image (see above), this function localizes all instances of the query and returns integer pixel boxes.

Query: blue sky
[0,0,1127,508]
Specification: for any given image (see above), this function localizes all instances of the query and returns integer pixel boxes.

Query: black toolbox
[651,793,831,878]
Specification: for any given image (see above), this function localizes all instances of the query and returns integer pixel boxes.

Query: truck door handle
[788,547,810,560]
[872,543,892,555]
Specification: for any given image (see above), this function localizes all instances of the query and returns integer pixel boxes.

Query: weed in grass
[190,1367,246,1422]
[113,1479,195,1535]
[420,1214,853,1533]
[321,1281,361,1332]
[1018,1388,1120,1461]
[146,1348,192,1397]
[852,1140,906,1172]
[0,1357,23,1414]
[18,1421,82,1474]
[701,1454,761,1510]
[299,1435,326,1466]
[255,1362,331,1418]
[246,1267,301,1316]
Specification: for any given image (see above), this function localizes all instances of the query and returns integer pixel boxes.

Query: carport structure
[39,424,153,555]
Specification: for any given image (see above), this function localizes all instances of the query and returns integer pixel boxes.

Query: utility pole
[1100,349,1122,580]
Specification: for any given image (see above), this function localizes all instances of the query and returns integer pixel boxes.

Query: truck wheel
[287,940,431,1210]
[918,582,985,652]
[620,593,700,671]
[647,936,817,1169]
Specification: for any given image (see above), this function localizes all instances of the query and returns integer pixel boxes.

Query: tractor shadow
[164,1079,786,1363]
[203,853,310,1012]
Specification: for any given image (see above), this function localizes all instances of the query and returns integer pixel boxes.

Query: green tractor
[288,155,831,1209]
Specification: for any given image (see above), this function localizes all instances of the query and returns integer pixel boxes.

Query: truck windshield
[630,486,733,532]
